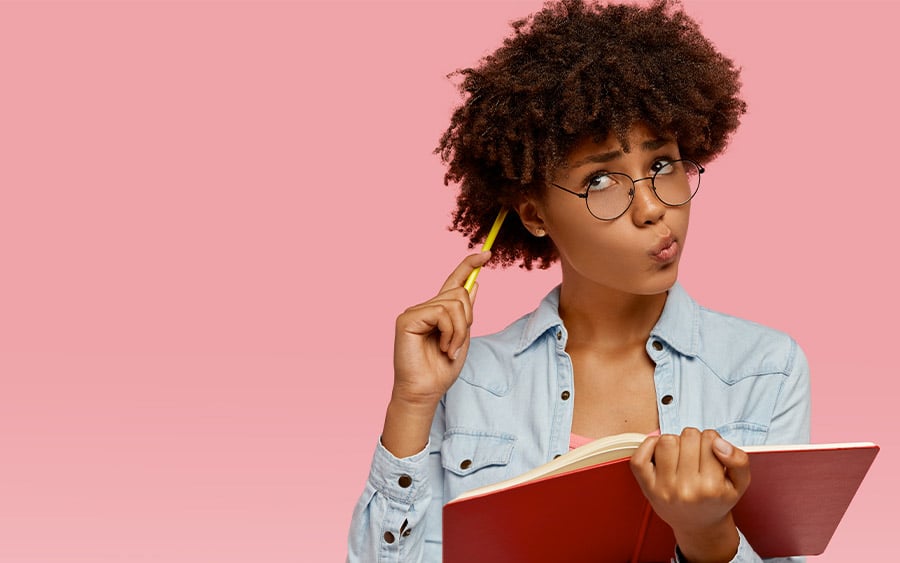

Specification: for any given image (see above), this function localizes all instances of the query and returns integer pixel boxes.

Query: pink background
[1,0,896,560]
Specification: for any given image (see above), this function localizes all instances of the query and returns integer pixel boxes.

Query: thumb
[712,437,751,495]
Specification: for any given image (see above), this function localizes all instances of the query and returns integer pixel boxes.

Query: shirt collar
[513,282,700,357]
[649,282,700,357]
[515,285,565,355]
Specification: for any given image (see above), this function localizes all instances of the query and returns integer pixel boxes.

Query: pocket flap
[441,430,516,477]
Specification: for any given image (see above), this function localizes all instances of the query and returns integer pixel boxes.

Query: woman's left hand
[630,427,751,563]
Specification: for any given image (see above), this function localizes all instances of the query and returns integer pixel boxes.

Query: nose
[630,176,665,225]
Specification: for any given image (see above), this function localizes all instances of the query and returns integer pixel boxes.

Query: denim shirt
[348,283,811,562]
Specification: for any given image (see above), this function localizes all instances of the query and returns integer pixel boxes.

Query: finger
[439,251,492,294]
[429,304,455,354]
[711,436,752,495]
[434,286,475,326]
[434,306,455,354]
[677,427,702,474]
[699,429,726,476]
[401,292,471,357]
[653,434,680,488]
[630,435,660,489]
[398,303,456,352]
[437,297,471,359]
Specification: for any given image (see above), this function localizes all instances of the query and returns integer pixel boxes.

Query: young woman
[348,1,810,561]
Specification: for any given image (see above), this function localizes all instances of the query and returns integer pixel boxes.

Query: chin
[637,267,679,296]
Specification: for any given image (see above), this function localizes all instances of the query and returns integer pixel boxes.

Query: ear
[516,197,549,238]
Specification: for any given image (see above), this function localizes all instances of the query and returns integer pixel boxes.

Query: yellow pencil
[464,208,508,293]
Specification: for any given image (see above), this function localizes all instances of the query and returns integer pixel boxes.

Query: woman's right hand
[380,251,491,458]
[390,251,492,410]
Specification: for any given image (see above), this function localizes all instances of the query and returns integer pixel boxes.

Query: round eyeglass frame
[550,158,705,221]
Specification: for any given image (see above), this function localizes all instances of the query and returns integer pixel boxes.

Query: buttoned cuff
[367,437,431,505]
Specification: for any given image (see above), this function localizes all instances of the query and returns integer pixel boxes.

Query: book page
[451,432,646,501]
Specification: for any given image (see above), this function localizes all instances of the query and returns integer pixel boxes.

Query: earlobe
[516,199,548,238]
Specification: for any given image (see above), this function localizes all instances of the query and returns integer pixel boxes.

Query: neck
[558,275,669,351]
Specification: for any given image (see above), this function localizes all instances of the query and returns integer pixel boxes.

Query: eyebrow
[565,137,675,169]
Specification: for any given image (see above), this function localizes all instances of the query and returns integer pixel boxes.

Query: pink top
[569,429,661,450]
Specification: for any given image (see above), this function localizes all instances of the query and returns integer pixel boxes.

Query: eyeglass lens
[586,160,701,220]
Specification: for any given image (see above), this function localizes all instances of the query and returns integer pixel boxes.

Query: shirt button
[460,459,472,470]
[561,390,571,400]
[652,340,663,351]
[556,330,563,340]
[398,474,412,488]
[402,529,412,537]
[384,531,396,544]
[661,394,674,405]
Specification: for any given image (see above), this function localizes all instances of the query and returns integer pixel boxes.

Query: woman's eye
[651,159,675,174]
[587,174,615,191]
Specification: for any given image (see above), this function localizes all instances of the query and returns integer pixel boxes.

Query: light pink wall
[1,1,895,560]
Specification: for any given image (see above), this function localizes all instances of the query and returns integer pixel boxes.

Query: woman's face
[523,123,692,296]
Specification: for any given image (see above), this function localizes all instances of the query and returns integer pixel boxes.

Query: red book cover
[443,442,878,563]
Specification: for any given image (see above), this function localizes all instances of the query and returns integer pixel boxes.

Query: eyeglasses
[550,159,704,221]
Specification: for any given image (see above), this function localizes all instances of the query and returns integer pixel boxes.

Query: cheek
[551,221,631,265]
[542,199,596,245]
[672,206,691,239]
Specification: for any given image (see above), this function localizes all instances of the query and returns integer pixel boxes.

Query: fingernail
[713,437,733,456]
[451,349,459,361]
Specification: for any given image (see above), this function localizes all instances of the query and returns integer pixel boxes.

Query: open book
[443,434,878,563]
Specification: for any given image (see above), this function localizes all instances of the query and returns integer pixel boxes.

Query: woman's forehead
[563,124,677,168]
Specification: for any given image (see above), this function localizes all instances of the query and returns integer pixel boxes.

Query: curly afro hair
[436,0,746,270]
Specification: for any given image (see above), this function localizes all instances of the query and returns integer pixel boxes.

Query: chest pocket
[441,429,517,492]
